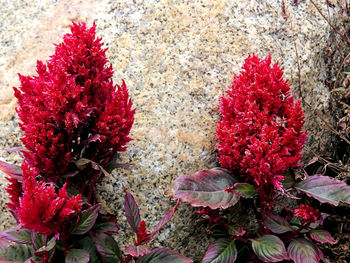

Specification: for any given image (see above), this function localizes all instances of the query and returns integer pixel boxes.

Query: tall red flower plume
[17,162,82,236]
[216,54,307,190]
[14,22,135,181]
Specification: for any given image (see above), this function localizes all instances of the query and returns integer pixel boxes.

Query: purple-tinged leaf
[309,230,337,245]
[91,232,121,263]
[225,183,256,198]
[125,245,151,257]
[202,238,237,263]
[66,249,90,263]
[136,248,192,263]
[71,204,100,235]
[86,134,101,144]
[62,171,79,179]
[31,231,46,250]
[316,246,330,263]
[250,235,289,262]
[0,244,33,262]
[124,189,141,233]
[93,222,120,234]
[263,212,294,234]
[171,168,239,209]
[75,237,99,263]
[0,160,23,181]
[0,228,31,244]
[150,201,179,237]
[287,238,320,263]
[34,237,56,256]
[5,147,26,152]
[294,175,350,206]
[227,225,246,237]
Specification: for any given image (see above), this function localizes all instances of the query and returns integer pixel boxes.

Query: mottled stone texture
[0,0,340,261]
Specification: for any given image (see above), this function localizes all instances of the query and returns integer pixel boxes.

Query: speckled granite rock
[0,0,340,261]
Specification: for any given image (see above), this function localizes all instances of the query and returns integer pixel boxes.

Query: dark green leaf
[71,204,100,235]
[93,222,120,234]
[0,229,31,244]
[75,237,99,263]
[34,237,56,256]
[66,249,90,263]
[0,244,33,262]
[91,233,121,263]
[229,183,257,198]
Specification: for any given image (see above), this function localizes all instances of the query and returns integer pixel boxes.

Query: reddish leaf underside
[294,175,350,206]
[125,245,151,257]
[309,230,337,245]
[124,190,141,233]
[287,238,320,263]
[150,201,179,237]
[0,160,23,181]
[202,238,237,263]
[172,168,239,209]
[250,235,289,262]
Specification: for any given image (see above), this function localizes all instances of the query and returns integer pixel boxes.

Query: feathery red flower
[216,54,307,190]
[14,22,135,181]
[5,177,22,213]
[294,204,320,223]
[17,163,82,236]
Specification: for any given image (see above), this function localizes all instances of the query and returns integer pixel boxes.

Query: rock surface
[0,0,339,261]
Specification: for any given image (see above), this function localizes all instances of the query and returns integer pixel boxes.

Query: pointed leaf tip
[124,190,141,233]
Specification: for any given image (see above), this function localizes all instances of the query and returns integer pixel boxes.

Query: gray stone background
[0,0,341,261]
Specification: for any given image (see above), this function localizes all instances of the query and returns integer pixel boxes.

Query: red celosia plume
[17,163,82,236]
[14,22,135,181]
[216,54,307,190]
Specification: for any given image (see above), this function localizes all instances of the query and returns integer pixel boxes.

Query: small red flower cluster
[6,22,135,237]
[216,54,307,190]
[294,204,321,223]
[17,163,82,235]
[14,22,135,181]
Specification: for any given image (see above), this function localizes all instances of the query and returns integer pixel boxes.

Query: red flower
[294,204,320,223]
[5,177,22,214]
[216,54,307,190]
[17,163,82,236]
[14,22,135,181]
